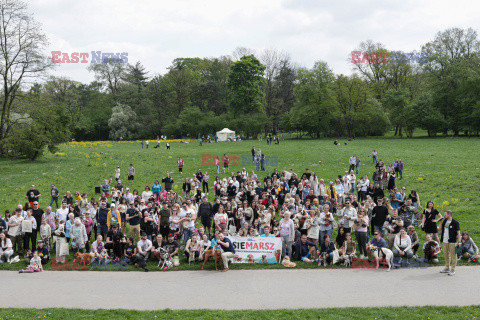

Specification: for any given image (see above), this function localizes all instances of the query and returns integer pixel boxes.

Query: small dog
[247,254,255,264]
[74,252,92,265]
[202,248,221,270]
[367,243,393,271]
[188,251,195,264]
[282,256,296,268]
[343,254,354,267]
[318,253,327,267]
[157,247,173,271]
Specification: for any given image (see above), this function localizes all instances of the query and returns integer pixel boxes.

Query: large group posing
[0,148,477,275]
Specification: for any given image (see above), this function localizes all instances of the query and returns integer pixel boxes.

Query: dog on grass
[367,243,393,271]
[202,248,221,270]
[74,252,92,265]
[156,247,173,271]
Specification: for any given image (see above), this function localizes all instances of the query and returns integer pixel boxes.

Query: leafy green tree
[289,61,338,138]
[108,103,138,140]
[228,55,266,116]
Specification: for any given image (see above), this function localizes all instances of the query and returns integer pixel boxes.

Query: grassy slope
[0,306,479,319]
[0,137,479,270]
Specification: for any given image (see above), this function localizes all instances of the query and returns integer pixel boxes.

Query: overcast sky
[31,0,480,83]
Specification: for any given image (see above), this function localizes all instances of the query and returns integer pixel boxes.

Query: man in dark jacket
[371,198,389,235]
[96,201,110,238]
[440,210,461,276]
[162,173,174,191]
[294,234,319,263]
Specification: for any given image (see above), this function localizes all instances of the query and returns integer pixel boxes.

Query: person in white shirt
[359,175,370,201]
[135,232,152,271]
[23,208,37,251]
[349,155,356,172]
[8,208,24,253]
[0,232,14,263]
[347,172,356,193]
[179,202,196,244]
[55,201,69,224]
[141,186,153,201]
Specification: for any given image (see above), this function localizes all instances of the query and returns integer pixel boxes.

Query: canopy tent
[216,128,235,142]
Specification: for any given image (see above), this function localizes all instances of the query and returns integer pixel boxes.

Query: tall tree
[0,0,52,152]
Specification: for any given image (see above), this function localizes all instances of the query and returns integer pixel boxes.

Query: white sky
[31,0,480,83]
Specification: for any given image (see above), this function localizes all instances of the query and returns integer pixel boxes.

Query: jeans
[183,227,194,244]
[97,224,108,238]
[373,156,377,164]
[356,231,368,256]
[393,248,414,259]
[356,165,359,175]
[374,225,386,235]
[399,170,403,179]
[281,235,293,258]
[319,229,333,248]
[461,247,475,256]
[0,249,13,262]
[50,197,59,208]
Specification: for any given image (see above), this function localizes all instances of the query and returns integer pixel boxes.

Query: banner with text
[229,236,282,264]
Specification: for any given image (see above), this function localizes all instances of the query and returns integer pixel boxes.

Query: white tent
[216,128,235,142]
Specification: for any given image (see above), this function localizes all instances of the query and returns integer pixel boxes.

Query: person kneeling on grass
[294,234,319,263]
[19,250,43,273]
[216,232,235,272]
[393,228,414,263]
[423,234,441,264]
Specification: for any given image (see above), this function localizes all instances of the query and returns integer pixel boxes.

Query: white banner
[229,236,282,264]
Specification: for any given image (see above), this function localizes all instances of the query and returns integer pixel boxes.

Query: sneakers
[448,270,455,276]
[457,256,462,261]
[440,268,450,273]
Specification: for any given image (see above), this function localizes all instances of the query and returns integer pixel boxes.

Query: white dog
[367,243,393,271]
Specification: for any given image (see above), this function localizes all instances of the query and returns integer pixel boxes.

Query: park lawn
[0,137,479,271]
[0,306,479,319]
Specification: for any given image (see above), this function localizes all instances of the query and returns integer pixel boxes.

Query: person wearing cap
[107,204,122,230]
[135,232,152,271]
[106,223,126,258]
[326,181,337,203]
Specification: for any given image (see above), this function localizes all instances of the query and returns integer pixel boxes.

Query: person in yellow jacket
[107,204,122,229]
[326,181,337,202]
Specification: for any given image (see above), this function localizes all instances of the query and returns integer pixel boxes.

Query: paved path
[1,266,479,310]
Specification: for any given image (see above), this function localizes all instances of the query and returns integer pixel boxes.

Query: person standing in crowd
[202,171,209,195]
[23,208,37,252]
[355,155,361,175]
[166,142,170,150]
[126,201,141,242]
[371,149,378,164]
[421,201,442,243]
[162,173,174,192]
[115,166,121,182]
[371,198,388,235]
[398,159,404,180]
[440,210,461,276]
[101,179,111,199]
[222,154,229,173]
[26,185,41,208]
[146,140,149,149]
[8,208,24,254]
[128,164,135,186]
[50,184,60,209]
[349,154,356,172]
[177,157,184,174]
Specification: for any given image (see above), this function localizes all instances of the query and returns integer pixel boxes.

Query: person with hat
[105,223,126,258]
[135,232,152,271]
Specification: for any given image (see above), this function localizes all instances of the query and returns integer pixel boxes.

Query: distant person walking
[128,164,135,185]
[371,149,378,164]
[349,155,356,172]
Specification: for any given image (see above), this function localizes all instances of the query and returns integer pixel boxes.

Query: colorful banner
[229,236,282,264]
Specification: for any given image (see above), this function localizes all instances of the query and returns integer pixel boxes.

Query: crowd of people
[0,148,477,275]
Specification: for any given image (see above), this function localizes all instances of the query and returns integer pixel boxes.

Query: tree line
[1,1,480,159]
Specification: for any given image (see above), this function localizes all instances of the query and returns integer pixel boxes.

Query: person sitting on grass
[216,232,235,272]
[458,231,479,262]
[393,228,414,262]
[407,226,420,259]
[135,232,152,272]
[294,234,319,263]
[123,237,137,266]
[341,233,356,262]
[19,250,43,273]
[423,234,441,264]
[320,234,335,265]
[185,233,201,262]
[163,233,180,267]
[0,232,14,263]
[37,240,49,266]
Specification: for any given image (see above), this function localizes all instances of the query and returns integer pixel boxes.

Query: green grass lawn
[0,306,479,319]
[0,137,479,271]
